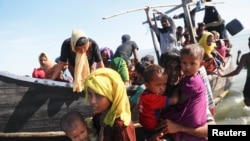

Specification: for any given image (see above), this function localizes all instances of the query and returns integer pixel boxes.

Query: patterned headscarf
[71,29,90,92]
[84,68,131,126]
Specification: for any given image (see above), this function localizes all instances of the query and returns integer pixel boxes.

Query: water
[138,29,250,125]
[213,29,250,125]
[214,69,250,124]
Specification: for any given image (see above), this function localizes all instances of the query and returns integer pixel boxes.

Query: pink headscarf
[215,39,226,58]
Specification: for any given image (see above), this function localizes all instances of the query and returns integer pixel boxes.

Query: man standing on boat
[145,6,177,54]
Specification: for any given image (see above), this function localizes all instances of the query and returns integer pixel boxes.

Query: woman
[84,68,136,141]
[32,52,63,81]
[100,47,113,68]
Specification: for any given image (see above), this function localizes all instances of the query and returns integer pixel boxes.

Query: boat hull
[0,73,92,133]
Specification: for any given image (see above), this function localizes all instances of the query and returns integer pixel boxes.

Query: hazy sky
[1,0,249,75]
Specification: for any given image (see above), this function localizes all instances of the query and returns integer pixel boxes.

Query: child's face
[66,121,89,141]
[88,88,111,114]
[181,55,201,77]
[145,74,168,95]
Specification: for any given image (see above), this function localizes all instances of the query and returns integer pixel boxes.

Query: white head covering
[71,29,90,92]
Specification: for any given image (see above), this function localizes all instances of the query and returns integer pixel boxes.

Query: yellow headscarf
[84,68,131,126]
[71,29,90,92]
[199,31,216,55]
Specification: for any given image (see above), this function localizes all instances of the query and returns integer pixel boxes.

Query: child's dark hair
[135,62,150,75]
[180,43,204,61]
[60,111,86,133]
[143,64,166,83]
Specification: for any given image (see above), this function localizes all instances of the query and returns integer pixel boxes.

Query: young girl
[138,64,179,139]
[84,68,136,141]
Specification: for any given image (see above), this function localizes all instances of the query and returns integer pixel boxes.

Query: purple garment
[100,47,114,61]
[162,73,207,141]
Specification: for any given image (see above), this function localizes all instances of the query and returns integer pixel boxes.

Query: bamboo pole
[103,4,180,20]
[214,90,229,105]
[150,13,161,64]
[142,1,224,24]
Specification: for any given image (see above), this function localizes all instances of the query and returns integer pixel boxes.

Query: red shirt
[138,89,169,130]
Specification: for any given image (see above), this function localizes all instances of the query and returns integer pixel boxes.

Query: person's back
[203,5,226,39]
[113,34,139,63]
[111,34,139,85]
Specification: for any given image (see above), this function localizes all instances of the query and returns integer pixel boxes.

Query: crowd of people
[28,1,250,141]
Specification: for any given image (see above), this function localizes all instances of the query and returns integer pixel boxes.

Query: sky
[1,0,249,76]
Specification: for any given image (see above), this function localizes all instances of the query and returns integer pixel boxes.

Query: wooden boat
[0,54,234,135]
[0,1,235,140]
[0,73,92,139]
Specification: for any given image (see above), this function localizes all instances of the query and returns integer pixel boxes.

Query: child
[60,111,92,141]
[138,64,179,139]
[183,33,191,46]
[215,39,227,59]
[166,44,207,141]
[84,68,136,141]
[148,48,215,141]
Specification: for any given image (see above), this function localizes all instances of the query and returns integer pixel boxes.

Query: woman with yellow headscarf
[199,31,216,56]
[84,68,136,141]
